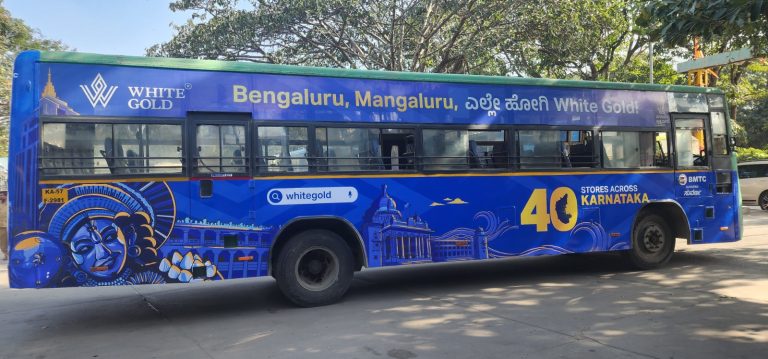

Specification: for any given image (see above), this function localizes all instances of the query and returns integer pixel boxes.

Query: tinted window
[41,122,183,176]
[739,164,768,178]
[315,127,414,172]
[602,131,669,168]
[114,124,183,174]
[711,112,728,155]
[422,129,468,170]
[518,130,594,168]
[257,126,309,173]
[195,124,247,174]
[469,130,507,169]
[422,129,506,170]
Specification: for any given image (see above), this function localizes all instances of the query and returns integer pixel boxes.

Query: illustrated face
[68,217,128,279]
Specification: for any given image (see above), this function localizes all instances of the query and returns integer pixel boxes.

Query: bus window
[257,126,309,173]
[114,124,183,174]
[316,127,381,171]
[601,131,667,168]
[314,127,414,172]
[675,118,708,167]
[468,130,507,169]
[711,112,728,155]
[422,129,469,170]
[41,122,184,176]
[381,128,415,171]
[654,132,670,167]
[518,130,594,169]
[41,122,111,176]
[221,125,247,173]
[146,125,184,174]
[195,124,248,174]
[196,125,221,173]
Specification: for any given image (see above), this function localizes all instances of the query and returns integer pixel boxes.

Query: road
[1,209,767,359]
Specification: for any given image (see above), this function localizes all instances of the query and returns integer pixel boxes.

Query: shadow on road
[2,240,766,358]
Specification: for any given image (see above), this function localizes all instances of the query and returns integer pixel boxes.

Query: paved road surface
[1,208,766,359]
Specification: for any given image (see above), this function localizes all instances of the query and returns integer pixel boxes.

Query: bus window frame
[252,120,421,176]
[418,124,513,173]
[513,125,599,171]
[671,113,712,170]
[188,112,252,177]
[597,126,672,170]
[254,124,312,174]
[38,116,187,180]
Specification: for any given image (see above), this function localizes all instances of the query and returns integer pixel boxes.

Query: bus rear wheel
[274,229,354,307]
[627,214,674,269]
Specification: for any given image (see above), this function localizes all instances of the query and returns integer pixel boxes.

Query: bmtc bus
[7,51,740,306]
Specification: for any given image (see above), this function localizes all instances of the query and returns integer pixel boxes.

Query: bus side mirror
[730,137,737,151]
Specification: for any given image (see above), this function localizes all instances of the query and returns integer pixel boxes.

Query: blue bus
[7,51,740,306]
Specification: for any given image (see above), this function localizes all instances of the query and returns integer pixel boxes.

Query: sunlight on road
[712,279,768,305]
[695,324,768,343]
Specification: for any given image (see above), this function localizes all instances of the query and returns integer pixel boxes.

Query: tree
[501,0,658,81]
[1,0,67,156]
[638,0,768,54]
[151,0,674,83]
[730,61,768,148]
[149,0,520,74]
[638,1,768,122]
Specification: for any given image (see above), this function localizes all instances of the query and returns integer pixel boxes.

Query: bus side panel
[675,171,740,245]
[11,170,743,289]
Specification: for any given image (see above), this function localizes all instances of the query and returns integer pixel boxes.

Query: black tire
[627,214,674,270]
[759,191,768,211]
[274,229,354,307]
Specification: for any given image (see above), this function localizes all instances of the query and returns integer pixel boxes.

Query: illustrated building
[166,218,276,279]
[40,69,79,116]
[431,227,489,262]
[364,185,433,266]
[364,185,491,266]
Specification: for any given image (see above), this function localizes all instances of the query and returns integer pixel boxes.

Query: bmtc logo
[80,73,118,108]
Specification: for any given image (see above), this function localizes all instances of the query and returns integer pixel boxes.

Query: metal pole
[649,42,654,84]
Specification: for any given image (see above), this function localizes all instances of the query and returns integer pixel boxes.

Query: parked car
[738,160,768,210]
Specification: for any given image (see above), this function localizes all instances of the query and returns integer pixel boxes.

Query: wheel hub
[295,247,339,292]
[307,259,323,275]
[642,224,665,253]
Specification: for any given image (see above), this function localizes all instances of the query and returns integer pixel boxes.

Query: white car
[738,160,768,210]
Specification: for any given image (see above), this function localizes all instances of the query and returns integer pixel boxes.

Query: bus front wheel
[274,229,354,307]
[627,214,674,269]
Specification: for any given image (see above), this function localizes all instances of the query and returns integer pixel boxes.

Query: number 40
[520,187,578,232]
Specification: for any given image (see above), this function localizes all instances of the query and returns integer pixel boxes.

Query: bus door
[187,113,254,256]
[708,110,737,242]
[672,114,719,243]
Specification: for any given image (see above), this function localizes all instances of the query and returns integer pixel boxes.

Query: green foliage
[638,0,768,54]
[149,0,516,74]
[732,62,768,147]
[639,1,768,145]
[1,0,67,156]
[736,147,768,162]
[151,0,669,83]
[505,0,647,81]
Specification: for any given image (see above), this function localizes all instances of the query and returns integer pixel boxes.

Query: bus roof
[37,51,722,95]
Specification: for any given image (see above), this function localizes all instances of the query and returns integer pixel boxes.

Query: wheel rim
[295,246,339,292]
[640,224,665,254]
[761,194,768,209]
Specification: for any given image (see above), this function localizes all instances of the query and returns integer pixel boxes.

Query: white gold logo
[80,73,118,108]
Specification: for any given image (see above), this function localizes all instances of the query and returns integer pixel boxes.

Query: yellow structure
[686,38,719,87]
